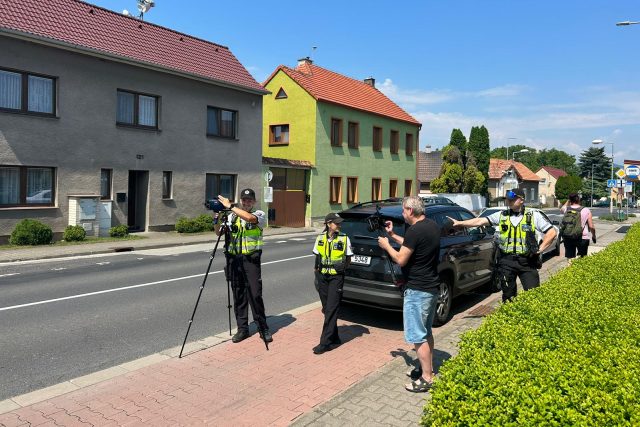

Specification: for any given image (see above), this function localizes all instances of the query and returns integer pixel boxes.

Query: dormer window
[275,87,288,99]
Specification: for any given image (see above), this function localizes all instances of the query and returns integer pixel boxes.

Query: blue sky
[91,0,640,164]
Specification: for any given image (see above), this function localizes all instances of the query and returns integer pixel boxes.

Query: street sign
[264,170,273,183]
[617,179,627,187]
[264,186,273,203]
[626,165,640,180]
[607,179,617,188]
[616,168,626,179]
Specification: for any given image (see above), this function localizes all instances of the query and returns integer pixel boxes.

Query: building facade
[262,59,420,226]
[535,166,568,207]
[0,0,266,241]
[488,159,540,207]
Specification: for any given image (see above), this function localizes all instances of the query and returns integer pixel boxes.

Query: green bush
[9,219,53,245]
[63,225,86,242]
[423,223,640,426]
[109,224,129,238]
[175,214,214,233]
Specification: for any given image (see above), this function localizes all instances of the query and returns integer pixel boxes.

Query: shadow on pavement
[338,303,403,331]
[258,313,296,336]
[390,348,452,374]
[337,324,371,345]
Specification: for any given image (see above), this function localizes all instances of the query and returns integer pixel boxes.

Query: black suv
[340,200,494,325]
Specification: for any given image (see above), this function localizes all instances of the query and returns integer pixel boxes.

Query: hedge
[423,222,640,426]
[175,214,214,233]
[63,225,86,242]
[109,224,129,238]
[9,219,53,245]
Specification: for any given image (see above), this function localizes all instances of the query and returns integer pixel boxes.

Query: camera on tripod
[366,204,386,232]
[205,199,230,213]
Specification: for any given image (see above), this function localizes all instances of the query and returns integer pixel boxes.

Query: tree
[449,129,467,165]
[578,146,611,202]
[538,148,579,175]
[430,163,463,193]
[467,126,491,195]
[462,164,485,193]
[555,175,583,202]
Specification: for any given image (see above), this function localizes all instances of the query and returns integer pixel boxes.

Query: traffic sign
[617,179,627,187]
[616,168,626,179]
[626,165,640,180]
[607,179,617,188]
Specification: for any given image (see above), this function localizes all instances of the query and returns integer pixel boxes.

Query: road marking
[52,268,67,271]
[275,240,287,243]
[0,254,314,313]
[96,262,111,266]
[0,273,20,278]
[290,238,307,241]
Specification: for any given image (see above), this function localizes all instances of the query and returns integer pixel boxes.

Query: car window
[340,216,406,241]
[428,211,464,237]
[458,210,483,235]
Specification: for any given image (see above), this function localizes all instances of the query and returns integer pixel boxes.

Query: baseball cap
[239,188,256,200]
[324,212,344,224]
[506,188,525,200]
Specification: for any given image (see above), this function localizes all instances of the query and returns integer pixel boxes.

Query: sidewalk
[0,218,634,426]
[0,226,319,264]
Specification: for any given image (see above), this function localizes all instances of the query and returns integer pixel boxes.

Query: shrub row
[175,214,214,233]
[8,219,131,246]
[423,223,640,426]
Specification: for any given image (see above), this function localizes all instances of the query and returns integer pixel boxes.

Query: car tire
[433,278,453,326]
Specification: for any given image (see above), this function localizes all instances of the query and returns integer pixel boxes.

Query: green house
[263,58,421,227]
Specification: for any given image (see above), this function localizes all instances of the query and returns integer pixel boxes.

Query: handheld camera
[205,199,229,213]
[366,204,385,233]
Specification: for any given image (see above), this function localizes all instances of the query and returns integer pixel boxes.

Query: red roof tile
[537,166,568,179]
[264,61,420,125]
[489,159,540,181]
[0,0,265,94]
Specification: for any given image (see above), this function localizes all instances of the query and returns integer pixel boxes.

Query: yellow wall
[263,71,317,163]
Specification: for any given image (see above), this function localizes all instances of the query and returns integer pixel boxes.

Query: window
[275,87,288,99]
[162,171,173,199]
[406,133,414,155]
[0,166,55,207]
[348,122,359,149]
[269,124,289,145]
[373,127,383,151]
[458,210,482,236]
[116,90,158,128]
[330,176,342,203]
[331,118,343,147]
[207,106,237,138]
[0,68,55,115]
[389,179,398,198]
[347,177,358,203]
[404,179,412,196]
[100,169,112,200]
[205,173,236,202]
[390,130,399,154]
[371,178,382,200]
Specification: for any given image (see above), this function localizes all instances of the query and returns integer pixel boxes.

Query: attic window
[275,88,288,99]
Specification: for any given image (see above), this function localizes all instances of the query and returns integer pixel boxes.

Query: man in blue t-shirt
[378,196,441,393]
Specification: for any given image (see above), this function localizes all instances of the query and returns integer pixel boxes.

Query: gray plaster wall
[0,36,264,240]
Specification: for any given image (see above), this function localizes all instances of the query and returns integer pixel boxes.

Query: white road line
[52,268,67,271]
[0,273,20,278]
[96,262,111,266]
[0,254,314,313]
[275,240,287,243]
[289,238,307,241]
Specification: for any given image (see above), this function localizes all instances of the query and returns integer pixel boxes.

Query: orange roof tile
[264,61,420,126]
[489,159,540,181]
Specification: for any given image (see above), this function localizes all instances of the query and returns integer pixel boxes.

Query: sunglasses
[506,190,521,199]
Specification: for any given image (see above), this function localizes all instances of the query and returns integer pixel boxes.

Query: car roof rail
[349,198,401,209]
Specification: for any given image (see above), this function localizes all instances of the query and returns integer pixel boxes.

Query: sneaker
[231,330,250,343]
[259,329,273,343]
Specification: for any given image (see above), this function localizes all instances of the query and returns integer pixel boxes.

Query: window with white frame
[0,68,55,115]
[0,166,55,207]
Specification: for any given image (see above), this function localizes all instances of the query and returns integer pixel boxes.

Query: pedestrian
[311,212,353,355]
[448,188,557,302]
[215,189,273,344]
[378,196,441,393]
[560,193,596,260]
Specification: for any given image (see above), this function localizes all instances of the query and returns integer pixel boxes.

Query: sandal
[405,377,432,393]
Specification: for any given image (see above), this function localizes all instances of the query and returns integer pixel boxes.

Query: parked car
[339,200,494,325]
[477,207,561,257]
[421,195,458,206]
[593,199,610,207]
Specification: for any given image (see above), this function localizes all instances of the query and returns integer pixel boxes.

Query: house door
[128,170,149,231]
[270,190,306,227]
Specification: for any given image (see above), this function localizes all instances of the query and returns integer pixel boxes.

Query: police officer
[215,189,272,343]
[312,213,353,355]
[448,188,557,302]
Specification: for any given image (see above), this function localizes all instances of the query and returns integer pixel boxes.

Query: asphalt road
[0,233,320,400]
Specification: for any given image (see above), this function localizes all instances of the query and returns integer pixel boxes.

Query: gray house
[0,0,267,242]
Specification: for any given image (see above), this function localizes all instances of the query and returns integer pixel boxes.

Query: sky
[90,0,640,165]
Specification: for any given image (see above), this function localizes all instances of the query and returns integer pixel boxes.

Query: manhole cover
[467,304,496,317]
[616,226,630,234]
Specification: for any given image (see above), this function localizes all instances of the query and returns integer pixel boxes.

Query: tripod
[178,212,233,358]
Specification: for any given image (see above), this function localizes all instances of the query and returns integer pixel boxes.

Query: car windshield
[340,217,406,241]
[479,208,501,218]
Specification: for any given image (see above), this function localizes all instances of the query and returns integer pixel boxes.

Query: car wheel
[433,278,453,326]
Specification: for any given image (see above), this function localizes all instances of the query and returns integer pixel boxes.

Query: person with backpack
[560,193,596,259]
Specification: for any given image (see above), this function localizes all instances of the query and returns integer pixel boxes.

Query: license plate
[351,255,371,266]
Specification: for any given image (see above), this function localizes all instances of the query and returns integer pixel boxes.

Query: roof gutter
[0,28,269,96]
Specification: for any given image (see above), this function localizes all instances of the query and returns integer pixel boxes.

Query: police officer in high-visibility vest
[312,213,353,355]
[448,188,557,302]
[215,189,272,344]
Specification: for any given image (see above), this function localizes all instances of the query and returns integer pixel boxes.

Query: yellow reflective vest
[228,213,263,255]
[498,208,536,255]
[314,233,348,275]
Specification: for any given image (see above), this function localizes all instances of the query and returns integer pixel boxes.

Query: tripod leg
[179,232,223,358]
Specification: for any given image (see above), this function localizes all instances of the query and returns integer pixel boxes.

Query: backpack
[560,206,584,239]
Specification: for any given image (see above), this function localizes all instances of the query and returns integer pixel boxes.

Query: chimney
[425,145,432,154]
[297,57,313,67]
[363,77,375,87]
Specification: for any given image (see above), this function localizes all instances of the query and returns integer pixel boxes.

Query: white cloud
[475,84,528,98]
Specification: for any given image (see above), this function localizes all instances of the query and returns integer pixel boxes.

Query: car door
[457,209,493,285]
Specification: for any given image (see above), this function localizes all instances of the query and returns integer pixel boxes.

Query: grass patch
[0,234,145,250]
